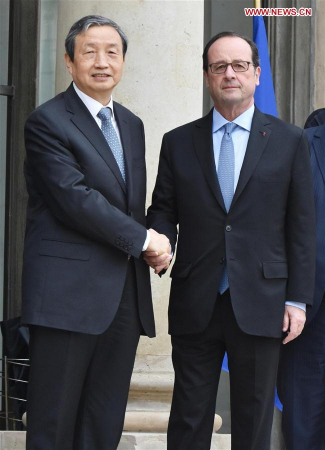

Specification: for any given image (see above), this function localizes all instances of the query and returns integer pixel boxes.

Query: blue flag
[222,353,228,371]
[253,16,278,117]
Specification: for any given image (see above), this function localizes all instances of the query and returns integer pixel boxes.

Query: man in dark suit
[22,15,169,450]
[144,31,316,450]
[278,119,325,450]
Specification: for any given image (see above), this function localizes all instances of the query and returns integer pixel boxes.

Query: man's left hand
[143,251,172,274]
[282,305,306,344]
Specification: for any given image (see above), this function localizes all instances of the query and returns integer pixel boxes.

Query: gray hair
[65,15,128,61]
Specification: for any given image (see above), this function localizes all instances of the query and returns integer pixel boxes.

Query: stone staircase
[0,431,231,449]
[0,355,231,449]
[120,355,230,449]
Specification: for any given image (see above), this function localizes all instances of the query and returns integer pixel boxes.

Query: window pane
[0,0,9,85]
[0,0,10,360]
[0,96,7,362]
[38,0,59,105]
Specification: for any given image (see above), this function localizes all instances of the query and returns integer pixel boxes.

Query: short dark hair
[202,31,260,73]
[65,15,128,62]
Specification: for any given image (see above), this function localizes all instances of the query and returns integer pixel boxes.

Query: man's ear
[203,70,209,88]
[255,66,261,87]
[64,53,73,75]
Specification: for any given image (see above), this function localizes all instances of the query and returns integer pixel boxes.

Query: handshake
[143,229,173,274]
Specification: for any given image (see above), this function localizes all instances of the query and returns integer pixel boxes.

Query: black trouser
[26,262,141,450]
[167,289,281,450]
[278,296,325,450]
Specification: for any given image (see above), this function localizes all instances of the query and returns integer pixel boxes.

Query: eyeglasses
[209,61,255,74]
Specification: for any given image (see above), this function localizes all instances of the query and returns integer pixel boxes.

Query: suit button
[225,225,232,232]
[219,257,225,264]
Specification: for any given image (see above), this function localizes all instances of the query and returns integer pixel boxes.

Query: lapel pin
[261,131,267,137]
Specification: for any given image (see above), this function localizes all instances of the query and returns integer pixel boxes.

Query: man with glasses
[145,31,315,450]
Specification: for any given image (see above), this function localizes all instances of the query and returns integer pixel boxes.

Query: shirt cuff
[285,301,306,312]
[142,230,150,251]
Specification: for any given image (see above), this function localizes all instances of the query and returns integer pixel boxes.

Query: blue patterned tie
[98,107,126,182]
[218,122,236,293]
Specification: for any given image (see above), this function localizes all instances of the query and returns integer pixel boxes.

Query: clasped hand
[143,229,172,274]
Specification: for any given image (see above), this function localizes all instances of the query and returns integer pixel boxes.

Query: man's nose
[224,64,236,78]
[94,53,109,67]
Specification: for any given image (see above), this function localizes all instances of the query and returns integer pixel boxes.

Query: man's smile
[92,73,111,77]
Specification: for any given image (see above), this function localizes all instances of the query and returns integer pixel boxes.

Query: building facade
[0,0,324,443]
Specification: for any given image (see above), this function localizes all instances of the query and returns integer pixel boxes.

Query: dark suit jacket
[305,125,325,324]
[147,107,315,338]
[304,108,325,129]
[22,83,155,337]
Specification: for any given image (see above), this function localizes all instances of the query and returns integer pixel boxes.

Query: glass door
[0,0,11,360]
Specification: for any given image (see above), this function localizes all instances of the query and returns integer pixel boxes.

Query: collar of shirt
[72,82,122,145]
[73,82,116,122]
[211,104,255,191]
[212,104,255,133]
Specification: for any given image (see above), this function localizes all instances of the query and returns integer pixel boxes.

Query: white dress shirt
[73,82,122,143]
[212,104,305,312]
[73,83,150,251]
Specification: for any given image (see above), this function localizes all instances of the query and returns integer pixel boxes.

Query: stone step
[124,410,222,433]
[0,431,231,450]
[0,432,25,450]
[127,371,174,411]
[130,372,174,392]
[120,432,231,449]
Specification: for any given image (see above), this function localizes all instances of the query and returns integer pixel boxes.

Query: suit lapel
[231,108,271,208]
[114,103,134,208]
[312,127,325,183]
[64,84,127,194]
[193,110,226,212]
